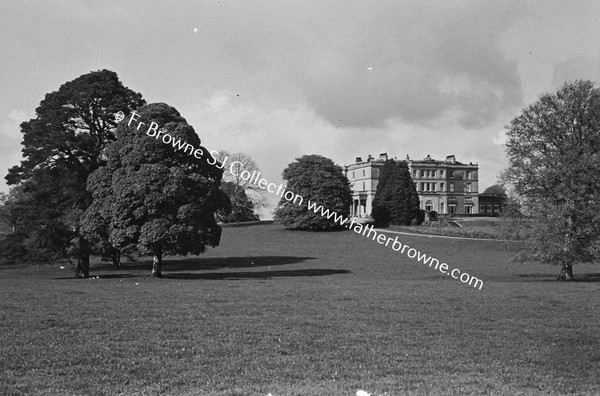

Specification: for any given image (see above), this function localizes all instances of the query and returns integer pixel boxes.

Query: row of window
[421,201,475,214]
[351,169,367,179]
[413,169,475,180]
[416,182,473,193]
[350,168,476,181]
[479,204,502,212]
[353,181,475,194]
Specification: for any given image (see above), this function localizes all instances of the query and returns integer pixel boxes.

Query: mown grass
[1,223,600,395]
[391,217,506,239]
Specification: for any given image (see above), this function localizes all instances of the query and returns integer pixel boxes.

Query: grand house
[344,153,479,218]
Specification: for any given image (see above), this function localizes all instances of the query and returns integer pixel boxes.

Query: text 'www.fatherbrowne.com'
[121,110,483,290]
[305,200,484,290]
[224,155,484,290]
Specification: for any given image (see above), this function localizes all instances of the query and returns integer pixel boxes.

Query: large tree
[502,80,600,281]
[216,181,259,223]
[0,186,31,234]
[274,154,352,231]
[212,150,267,216]
[371,160,421,226]
[81,103,231,277]
[5,69,145,277]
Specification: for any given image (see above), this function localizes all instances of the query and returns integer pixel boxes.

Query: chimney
[445,155,456,163]
[355,156,362,163]
[379,152,388,161]
[367,154,373,161]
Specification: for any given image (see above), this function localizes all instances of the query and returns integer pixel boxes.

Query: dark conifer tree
[372,160,420,226]
[4,70,145,277]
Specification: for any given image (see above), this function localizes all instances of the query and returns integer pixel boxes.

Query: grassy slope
[1,224,600,395]
[390,217,507,239]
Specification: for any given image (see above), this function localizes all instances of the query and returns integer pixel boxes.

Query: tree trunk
[75,237,90,279]
[112,250,121,268]
[557,263,575,281]
[152,250,162,277]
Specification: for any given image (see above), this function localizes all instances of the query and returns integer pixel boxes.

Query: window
[431,183,436,192]
[362,182,365,191]
[440,170,444,178]
[363,169,365,177]
[466,171,471,180]
[448,170,454,178]
[449,204,457,214]
[352,171,355,179]
[413,170,418,178]
[425,200,434,211]
[421,182,426,191]
[450,183,455,192]
[465,206,472,214]
[414,182,418,191]
[466,183,472,193]
[441,202,445,213]
[440,183,445,191]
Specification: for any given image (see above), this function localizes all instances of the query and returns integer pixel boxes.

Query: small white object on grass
[357,391,371,396]
[59,266,64,269]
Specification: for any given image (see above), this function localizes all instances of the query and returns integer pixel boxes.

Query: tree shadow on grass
[53,256,320,280]
[162,268,351,280]
[516,272,600,282]
[123,255,315,271]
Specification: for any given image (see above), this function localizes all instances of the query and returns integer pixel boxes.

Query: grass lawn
[389,217,508,239]
[1,223,600,395]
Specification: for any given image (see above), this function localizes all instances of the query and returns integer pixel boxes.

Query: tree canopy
[4,70,145,276]
[216,181,259,223]
[7,69,145,184]
[274,154,352,231]
[502,79,600,280]
[81,103,230,277]
[212,150,265,221]
[482,184,506,195]
[371,160,421,226]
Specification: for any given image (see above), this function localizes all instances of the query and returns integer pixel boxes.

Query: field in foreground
[1,224,600,395]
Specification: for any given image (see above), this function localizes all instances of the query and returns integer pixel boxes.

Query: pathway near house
[374,227,514,242]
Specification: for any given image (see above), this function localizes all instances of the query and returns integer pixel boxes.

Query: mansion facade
[344,153,479,218]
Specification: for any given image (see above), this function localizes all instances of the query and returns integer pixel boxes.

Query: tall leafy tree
[5,69,145,277]
[274,154,352,231]
[81,103,231,277]
[212,150,268,213]
[216,181,259,223]
[372,160,420,226]
[502,80,600,281]
[0,186,31,234]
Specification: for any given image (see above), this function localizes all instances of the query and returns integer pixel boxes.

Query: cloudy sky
[1,0,599,216]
